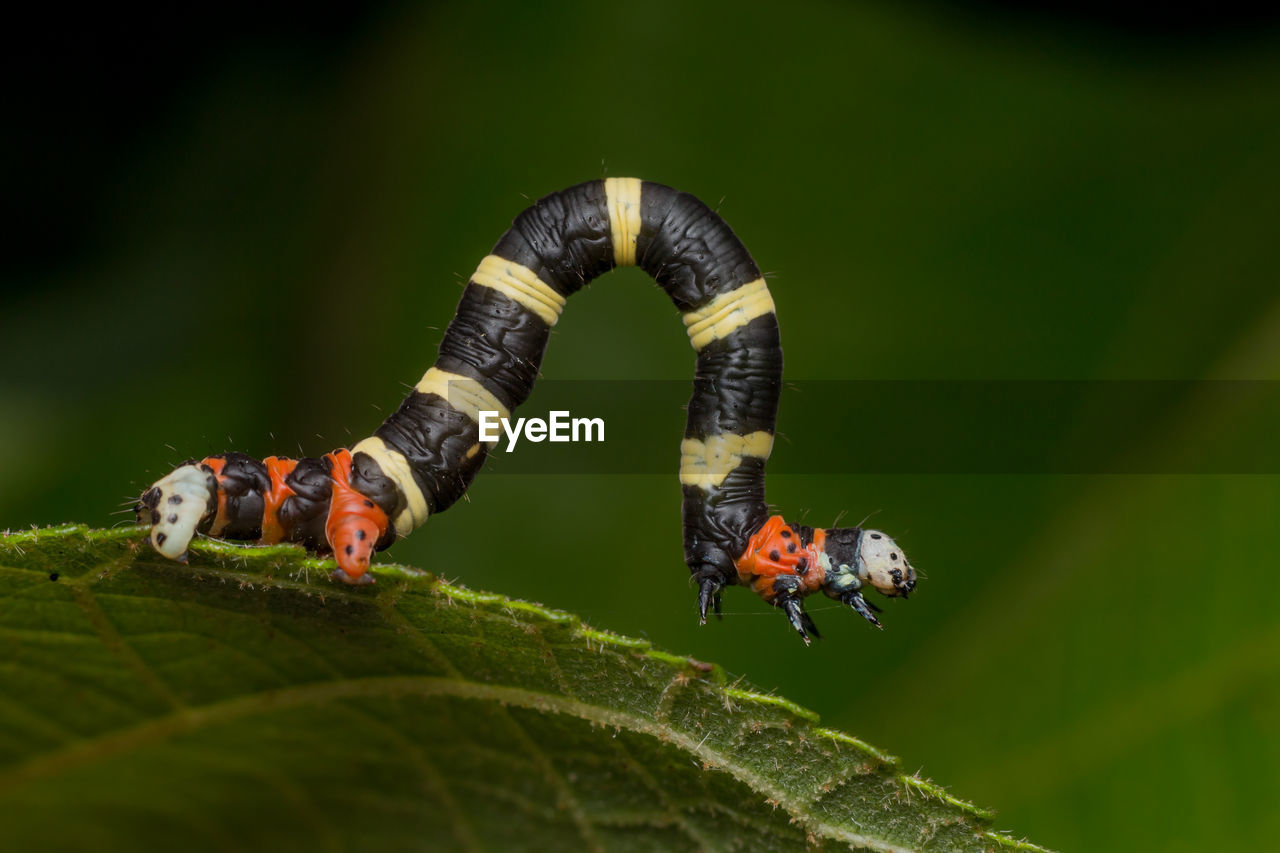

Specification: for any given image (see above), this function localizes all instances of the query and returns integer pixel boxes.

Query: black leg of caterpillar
[780,595,820,646]
[697,577,723,625]
[843,590,883,629]
[802,608,820,638]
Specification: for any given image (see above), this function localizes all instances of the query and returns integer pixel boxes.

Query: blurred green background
[3,2,1278,849]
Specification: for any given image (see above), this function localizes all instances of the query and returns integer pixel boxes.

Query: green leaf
[0,525,1048,852]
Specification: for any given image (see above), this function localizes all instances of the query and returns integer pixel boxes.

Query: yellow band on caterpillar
[351,436,430,534]
[415,367,511,429]
[679,431,775,490]
[605,177,642,267]
[682,278,775,351]
[471,254,566,326]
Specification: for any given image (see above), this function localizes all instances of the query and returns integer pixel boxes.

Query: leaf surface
[0,526,1047,852]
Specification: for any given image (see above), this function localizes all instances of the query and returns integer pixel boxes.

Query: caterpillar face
[135,464,215,560]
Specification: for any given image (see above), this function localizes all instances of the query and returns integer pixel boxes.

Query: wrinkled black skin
[261,453,397,553]
[373,181,782,601]
[150,182,782,610]
[641,186,782,614]
[347,452,401,550]
[200,452,268,541]
[277,456,335,550]
[822,527,864,574]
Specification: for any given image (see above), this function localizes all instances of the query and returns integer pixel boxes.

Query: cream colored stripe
[682,278,775,351]
[604,177,642,267]
[678,431,775,490]
[415,367,510,429]
[351,436,430,534]
[471,254,565,326]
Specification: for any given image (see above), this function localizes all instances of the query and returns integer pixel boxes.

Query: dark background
[4,2,1279,849]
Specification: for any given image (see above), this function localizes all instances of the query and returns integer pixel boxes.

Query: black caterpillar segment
[490,179,614,296]
[137,179,918,641]
[637,182,764,310]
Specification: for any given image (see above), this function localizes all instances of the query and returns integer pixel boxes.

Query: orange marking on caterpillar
[200,456,231,536]
[736,515,827,602]
[260,456,299,544]
[324,448,388,585]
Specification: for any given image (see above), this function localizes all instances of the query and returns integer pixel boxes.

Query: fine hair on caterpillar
[137,179,917,642]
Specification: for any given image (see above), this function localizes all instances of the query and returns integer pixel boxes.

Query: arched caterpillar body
[137,179,917,642]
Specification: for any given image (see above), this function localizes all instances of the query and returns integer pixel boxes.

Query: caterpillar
[136,179,916,642]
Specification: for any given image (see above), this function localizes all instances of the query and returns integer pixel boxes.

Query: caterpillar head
[821,527,917,599]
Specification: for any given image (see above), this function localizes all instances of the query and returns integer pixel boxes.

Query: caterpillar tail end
[136,463,216,561]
